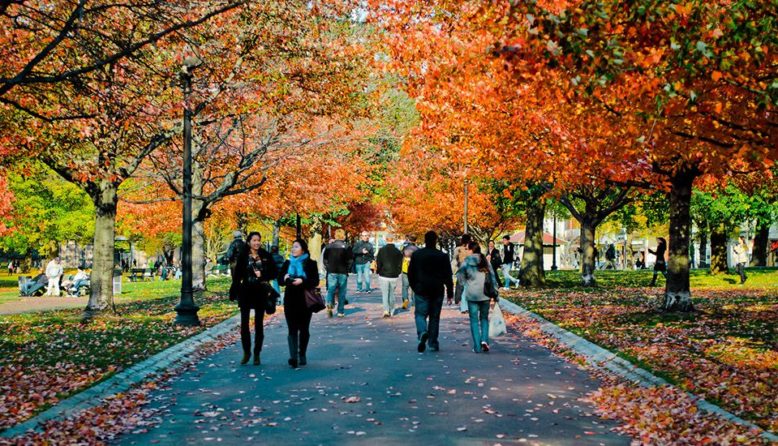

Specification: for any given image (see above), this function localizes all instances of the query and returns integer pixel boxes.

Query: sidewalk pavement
[116,278,630,445]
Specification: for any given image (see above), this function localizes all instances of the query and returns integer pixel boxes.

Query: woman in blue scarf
[278,239,320,368]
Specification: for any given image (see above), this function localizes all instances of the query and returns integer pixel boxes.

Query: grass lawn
[0,276,238,431]
[502,268,777,432]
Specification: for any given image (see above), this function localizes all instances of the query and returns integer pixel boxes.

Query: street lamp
[175,56,202,327]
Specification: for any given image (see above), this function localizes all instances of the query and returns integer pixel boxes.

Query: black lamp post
[175,57,202,326]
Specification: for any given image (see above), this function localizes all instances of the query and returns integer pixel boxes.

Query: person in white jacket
[45,257,63,296]
[733,236,749,284]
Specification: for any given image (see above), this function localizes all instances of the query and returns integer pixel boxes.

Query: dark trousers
[240,307,265,355]
[285,304,313,355]
[414,294,444,349]
[736,262,747,283]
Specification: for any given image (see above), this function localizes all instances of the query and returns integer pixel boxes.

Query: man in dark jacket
[500,235,519,289]
[270,245,285,299]
[352,231,375,293]
[408,231,454,353]
[376,235,404,318]
[226,231,246,277]
[323,229,353,318]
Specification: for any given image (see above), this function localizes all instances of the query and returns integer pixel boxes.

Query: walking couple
[407,231,499,353]
[230,233,319,368]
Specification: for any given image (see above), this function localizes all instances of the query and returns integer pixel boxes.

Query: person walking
[400,235,419,310]
[733,235,749,284]
[45,257,63,296]
[323,229,353,318]
[500,235,520,289]
[452,234,473,313]
[229,232,278,366]
[458,242,499,353]
[8,260,14,276]
[408,231,454,353]
[376,234,404,318]
[279,239,319,368]
[486,240,503,288]
[226,231,246,277]
[648,237,667,286]
[352,231,375,293]
[270,245,285,300]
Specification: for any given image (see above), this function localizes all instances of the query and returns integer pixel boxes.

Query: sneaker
[418,331,429,352]
[429,345,439,352]
[382,311,391,318]
[327,306,333,318]
[481,342,490,352]
[337,313,345,318]
[402,300,409,310]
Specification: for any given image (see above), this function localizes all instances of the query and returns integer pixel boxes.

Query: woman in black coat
[230,232,278,365]
[278,239,319,368]
[486,240,503,288]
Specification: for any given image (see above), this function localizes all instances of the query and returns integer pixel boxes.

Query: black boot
[299,332,310,366]
[287,335,299,368]
[240,350,250,365]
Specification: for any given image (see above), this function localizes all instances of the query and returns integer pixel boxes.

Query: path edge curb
[0,313,241,438]
[498,298,778,442]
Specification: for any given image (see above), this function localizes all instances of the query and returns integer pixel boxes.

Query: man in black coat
[323,229,354,318]
[407,230,454,353]
[375,234,404,318]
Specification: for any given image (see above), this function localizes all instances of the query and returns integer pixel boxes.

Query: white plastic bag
[489,302,507,337]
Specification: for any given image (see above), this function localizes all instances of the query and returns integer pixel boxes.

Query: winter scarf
[288,253,309,279]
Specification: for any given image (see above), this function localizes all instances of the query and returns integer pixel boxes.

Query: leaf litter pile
[504,286,776,442]
[0,293,237,432]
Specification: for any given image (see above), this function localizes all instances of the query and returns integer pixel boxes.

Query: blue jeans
[467,300,490,351]
[414,294,444,349]
[401,273,413,304]
[501,264,519,288]
[355,263,372,291]
[326,273,348,314]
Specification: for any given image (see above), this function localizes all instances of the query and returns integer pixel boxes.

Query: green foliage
[0,162,94,256]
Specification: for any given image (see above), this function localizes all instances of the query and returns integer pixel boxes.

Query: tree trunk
[519,197,545,287]
[709,224,728,275]
[625,232,634,270]
[192,216,207,291]
[697,229,708,268]
[751,223,769,267]
[663,172,695,312]
[190,161,207,291]
[84,181,118,317]
[579,218,597,286]
[272,219,281,248]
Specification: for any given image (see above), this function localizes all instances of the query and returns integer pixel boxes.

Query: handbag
[304,287,326,313]
[264,283,279,314]
[484,271,499,299]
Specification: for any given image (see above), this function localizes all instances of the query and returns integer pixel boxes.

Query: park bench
[129,268,153,282]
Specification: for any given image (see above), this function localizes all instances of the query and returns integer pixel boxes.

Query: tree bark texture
[579,218,597,286]
[85,181,118,316]
[751,223,769,267]
[519,198,546,287]
[663,171,695,312]
[709,224,728,275]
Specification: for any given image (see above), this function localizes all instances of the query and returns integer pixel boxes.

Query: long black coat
[278,258,319,311]
[230,248,278,309]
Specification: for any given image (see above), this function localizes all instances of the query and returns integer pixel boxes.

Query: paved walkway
[116,278,630,446]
